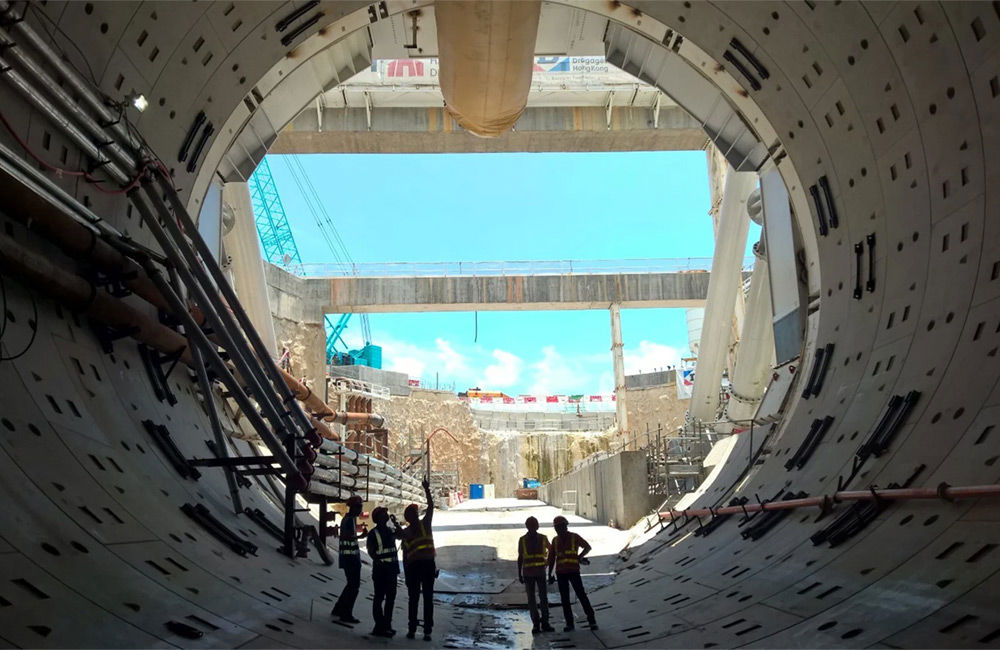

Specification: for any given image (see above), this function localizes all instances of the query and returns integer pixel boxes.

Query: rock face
[369,382,690,499]
[272,317,326,397]
[377,389,483,489]
[624,383,690,445]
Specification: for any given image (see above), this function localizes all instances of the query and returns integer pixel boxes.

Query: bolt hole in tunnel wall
[0,0,997,648]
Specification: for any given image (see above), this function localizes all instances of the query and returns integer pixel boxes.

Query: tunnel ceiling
[0,0,998,647]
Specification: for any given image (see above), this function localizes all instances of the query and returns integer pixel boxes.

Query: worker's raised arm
[422,477,434,523]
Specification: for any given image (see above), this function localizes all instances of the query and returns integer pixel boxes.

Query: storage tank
[686,308,705,356]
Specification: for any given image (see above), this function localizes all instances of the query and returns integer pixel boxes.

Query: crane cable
[280,157,372,344]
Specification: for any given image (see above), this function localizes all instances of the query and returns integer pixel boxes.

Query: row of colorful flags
[459,394,617,404]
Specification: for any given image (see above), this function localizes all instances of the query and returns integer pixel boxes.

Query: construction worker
[367,507,403,637]
[331,495,364,624]
[547,515,598,632]
[517,516,555,634]
[402,478,436,640]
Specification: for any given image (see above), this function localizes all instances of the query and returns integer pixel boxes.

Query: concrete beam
[323,271,711,313]
[270,105,707,154]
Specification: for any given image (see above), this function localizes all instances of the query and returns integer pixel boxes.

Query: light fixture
[131,93,148,112]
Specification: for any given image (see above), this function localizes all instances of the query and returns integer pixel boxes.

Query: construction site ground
[425,499,632,648]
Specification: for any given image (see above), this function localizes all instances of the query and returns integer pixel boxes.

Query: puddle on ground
[439,607,535,649]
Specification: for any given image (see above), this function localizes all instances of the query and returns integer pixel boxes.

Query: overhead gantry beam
[303,269,713,313]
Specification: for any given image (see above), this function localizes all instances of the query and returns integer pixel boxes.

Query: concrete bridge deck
[266,259,737,314]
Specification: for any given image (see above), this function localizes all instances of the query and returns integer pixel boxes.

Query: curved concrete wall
[0,1,996,647]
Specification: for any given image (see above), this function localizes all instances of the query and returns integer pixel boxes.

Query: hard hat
[371,507,389,524]
[553,515,568,528]
[525,516,539,531]
[404,503,419,521]
[346,495,363,508]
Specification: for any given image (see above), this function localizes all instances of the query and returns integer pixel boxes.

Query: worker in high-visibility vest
[366,506,403,637]
[547,515,598,632]
[331,495,364,624]
[401,478,436,640]
[517,516,555,634]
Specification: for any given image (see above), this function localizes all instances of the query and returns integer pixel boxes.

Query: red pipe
[659,484,1000,521]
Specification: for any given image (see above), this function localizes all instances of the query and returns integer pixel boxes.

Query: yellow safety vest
[519,534,549,576]
[402,521,435,562]
[553,534,580,573]
[371,529,398,566]
[340,516,359,556]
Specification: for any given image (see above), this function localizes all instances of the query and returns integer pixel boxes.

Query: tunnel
[0,0,997,647]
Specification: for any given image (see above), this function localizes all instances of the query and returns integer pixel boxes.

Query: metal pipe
[155,174,317,438]
[0,140,158,263]
[326,411,386,428]
[659,483,1000,520]
[132,189,295,445]
[0,58,128,184]
[0,20,304,451]
[0,230,191,362]
[0,0,137,149]
[0,25,137,173]
[190,343,244,514]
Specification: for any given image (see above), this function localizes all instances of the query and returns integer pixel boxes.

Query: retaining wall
[538,450,660,528]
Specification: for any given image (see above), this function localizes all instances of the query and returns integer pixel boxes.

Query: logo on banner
[589,395,603,402]
[408,379,420,387]
[533,56,570,72]
[385,59,424,77]
[521,395,537,403]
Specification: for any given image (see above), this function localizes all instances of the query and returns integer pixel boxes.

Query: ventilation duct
[435,0,541,137]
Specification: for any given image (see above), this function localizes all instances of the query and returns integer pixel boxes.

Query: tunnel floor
[334,500,630,649]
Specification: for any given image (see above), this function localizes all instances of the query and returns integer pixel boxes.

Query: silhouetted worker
[517,516,554,634]
[402,478,436,640]
[331,495,363,624]
[548,515,597,632]
[367,507,403,637]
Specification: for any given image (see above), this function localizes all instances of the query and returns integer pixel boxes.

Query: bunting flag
[568,394,583,403]
[522,395,537,403]
[546,395,558,403]
[589,395,603,402]
[480,396,493,403]
[503,396,515,404]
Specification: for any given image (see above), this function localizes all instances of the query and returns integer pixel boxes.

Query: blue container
[469,484,484,499]
[523,478,541,489]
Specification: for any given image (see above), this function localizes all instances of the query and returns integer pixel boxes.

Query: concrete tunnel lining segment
[0,0,996,647]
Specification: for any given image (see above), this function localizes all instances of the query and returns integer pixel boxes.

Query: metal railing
[291,256,756,278]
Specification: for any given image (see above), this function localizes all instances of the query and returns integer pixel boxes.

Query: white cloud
[435,338,471,377]
[597,370,615,394]
[529,345,592,394]
[623,340,681,375]
[480,349,523,388]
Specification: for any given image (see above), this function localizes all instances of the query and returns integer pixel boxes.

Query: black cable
[0,273,6,341]
[27,2,100,88]
[0,284,38,362]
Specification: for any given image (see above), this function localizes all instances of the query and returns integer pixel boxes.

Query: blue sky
[269,151,755,395]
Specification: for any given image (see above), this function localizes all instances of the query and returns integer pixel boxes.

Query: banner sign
[677,367,695,400]
[369,56,620,85]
